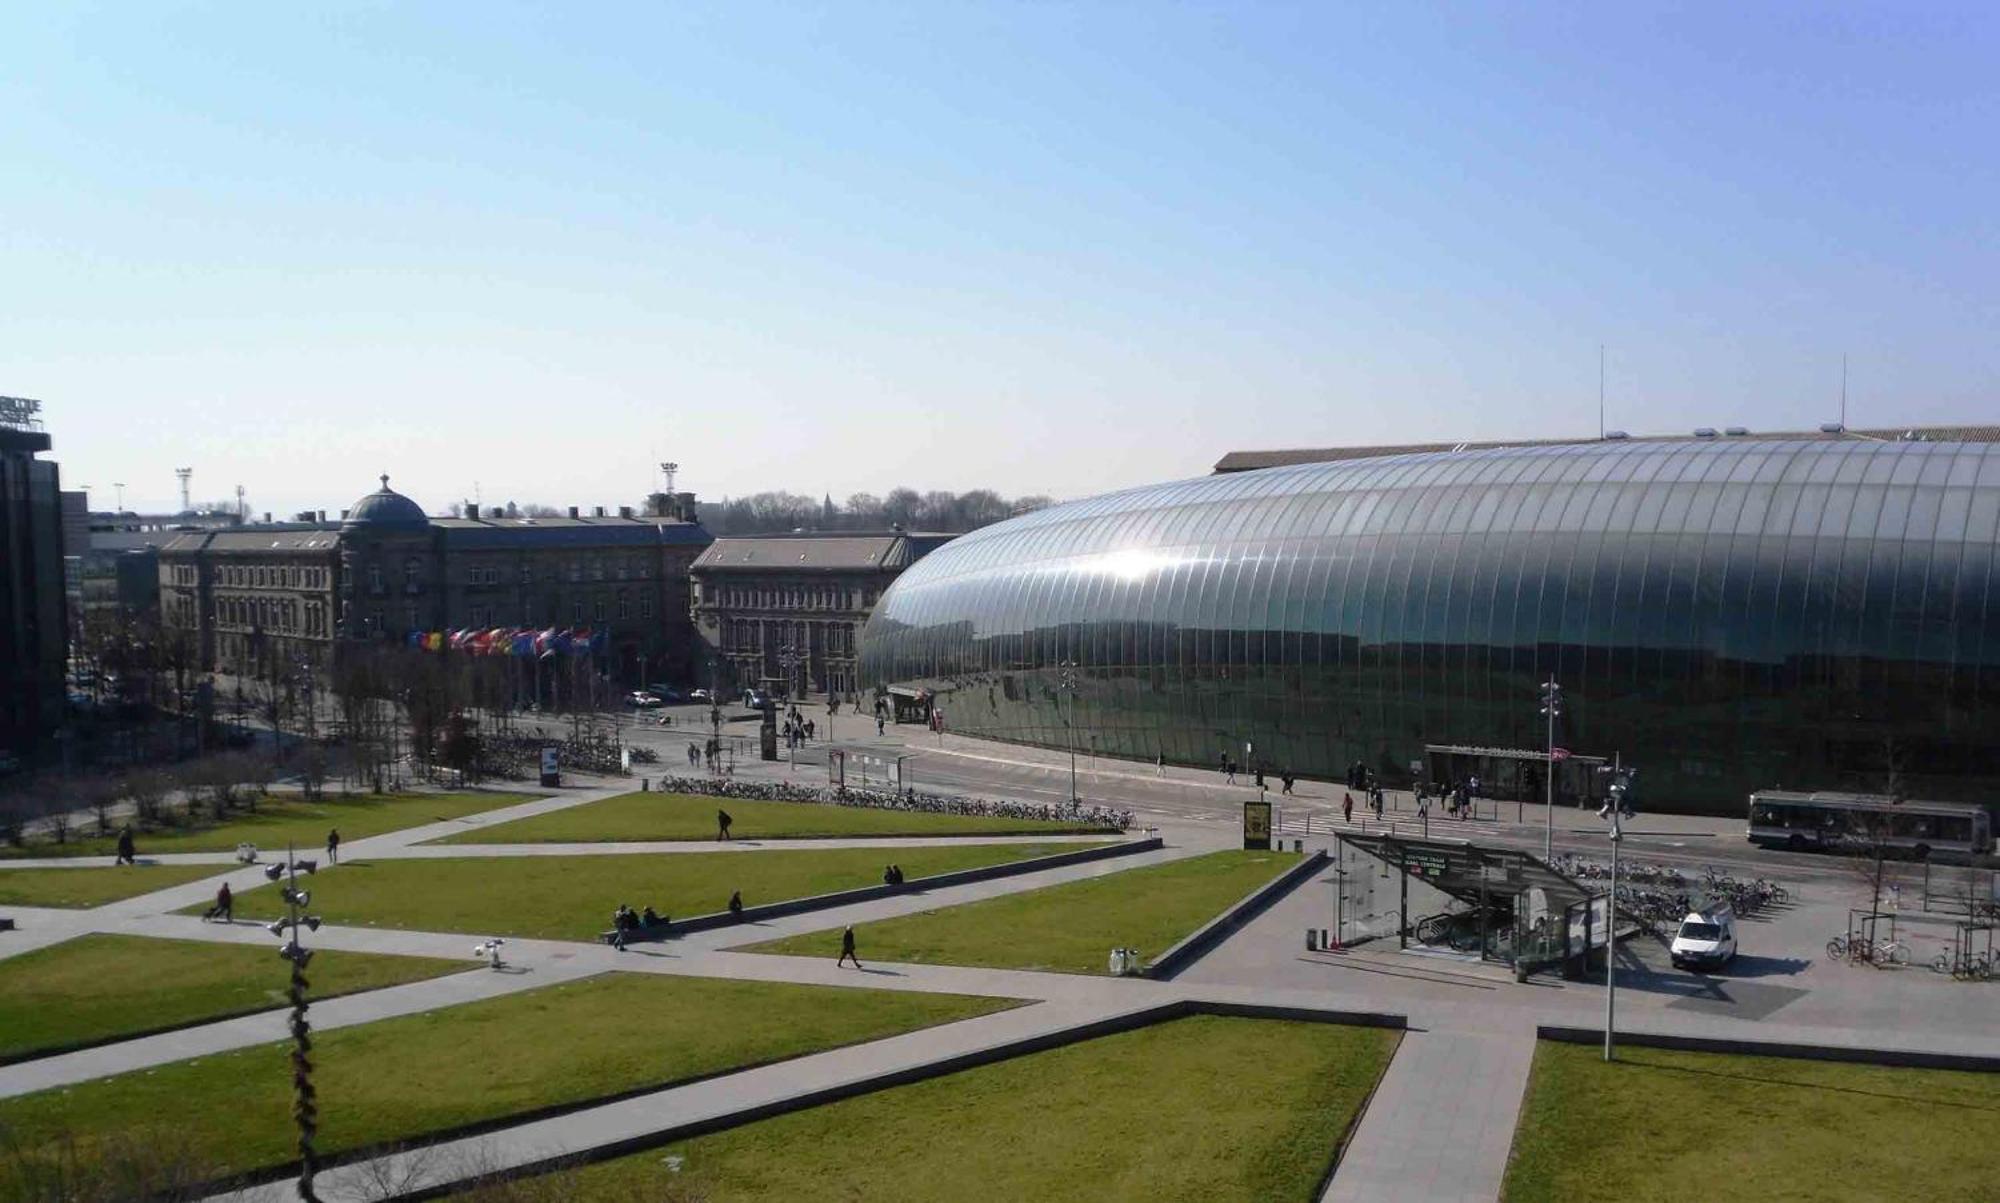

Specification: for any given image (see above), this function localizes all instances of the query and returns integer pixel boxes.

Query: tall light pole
[265,847,324,1199]
[1056,659,1079,804]
[1540,677,1563,860]
[1598,754,1634,1062]
[778,643,802,769]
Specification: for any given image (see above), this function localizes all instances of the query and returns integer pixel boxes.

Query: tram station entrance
[1334,833,1609,978]
[1421,744,1608,808]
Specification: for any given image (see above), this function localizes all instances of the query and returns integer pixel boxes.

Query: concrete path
[1322,1024,1535,1203]
[388,832,1130,857]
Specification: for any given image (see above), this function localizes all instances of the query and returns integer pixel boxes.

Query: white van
[1669,903,1737,971]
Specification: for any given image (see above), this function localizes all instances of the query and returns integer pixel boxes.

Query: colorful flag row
[404,627,607,657]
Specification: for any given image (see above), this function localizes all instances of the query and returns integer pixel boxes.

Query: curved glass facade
[859,440,2000,814]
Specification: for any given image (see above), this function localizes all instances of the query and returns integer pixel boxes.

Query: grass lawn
[743,849,1300,974]
[0,863,226,908]
[0,934,466,1063]
[472,1015,1398,1202]
[216,843,1105,941]
[435,790,1120,844]
[0,974,1013,1189]
[1,791,536,860]
[1504,1040,2000,1202]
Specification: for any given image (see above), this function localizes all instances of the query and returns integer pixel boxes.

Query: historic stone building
[690,530,955,700]
[158,525,340,679]
[160,476,712,688]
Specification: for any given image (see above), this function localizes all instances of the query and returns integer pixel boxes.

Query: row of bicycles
[648,774,1137,831]
[1829,929,1996,979]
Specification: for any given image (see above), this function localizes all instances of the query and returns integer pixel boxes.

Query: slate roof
[692,532,956,574]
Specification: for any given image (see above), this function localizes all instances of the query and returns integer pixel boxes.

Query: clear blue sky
[6,3,1996,517]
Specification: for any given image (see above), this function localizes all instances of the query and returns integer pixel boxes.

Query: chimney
[593,505,606,518]
[317,510,326,523]
[618,505,632,519]
[465,503,480,519]
[568,506,579,519]
[489,506,504,519]
[340,510,350,520]
[262,512,271,524]
[674,491,698,523]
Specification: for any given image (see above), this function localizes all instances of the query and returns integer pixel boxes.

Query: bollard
[642,778,650,792]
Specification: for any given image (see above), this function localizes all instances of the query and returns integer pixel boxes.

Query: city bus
[1747,790,1994,860]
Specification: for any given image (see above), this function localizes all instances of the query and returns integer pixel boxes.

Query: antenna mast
[660,461,679,494]
[175,468,193,514]
[1840,353,1848,429]
[1598,344,1606,439]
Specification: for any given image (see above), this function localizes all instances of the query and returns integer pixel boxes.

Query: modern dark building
[0,398,68,758]
[860,436,2000,815]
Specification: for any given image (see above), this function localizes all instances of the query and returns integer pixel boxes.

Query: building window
[571,600,583,624]
[369,564,384,592]
[521,564,533,584]
[617,593,630,620]
[639,595,653,620]
[594,597,607,622]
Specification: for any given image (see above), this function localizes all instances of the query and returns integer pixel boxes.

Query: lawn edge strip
[433,826,1123,846]
[1535,1025,2000,1073]
[1144,848,1328,980]
[627,835,1160,943]
[0,964,487,1069]
[1308,1022,1406,1200]
[403,998,1410,1201]
[181,987,1028,1196]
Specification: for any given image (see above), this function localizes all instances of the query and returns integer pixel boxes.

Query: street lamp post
[1597,754,1634,1062]
[1056,660,1079,805]
[778,643,802,769]
[266,846,324,1199]
[1539,677,1563,860]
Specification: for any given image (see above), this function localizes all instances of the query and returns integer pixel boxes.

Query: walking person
[1224,758,1237,785]
[325,828,341,865]
[206,881,233,922]
[716,809,734,841]
[1342,792,1354,825]
[877,715,886,736]
[1156,753,1166,776]
[837,925,862,969]
[114,825,136,866]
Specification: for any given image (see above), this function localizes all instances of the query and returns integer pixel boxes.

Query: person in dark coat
[716,809,734,841]
[1342,792,1354,825]
[114,826,136,866]
[325,828,341,865]
[837,925,862,969]
[207,881,233,922]
[728,890,743,915]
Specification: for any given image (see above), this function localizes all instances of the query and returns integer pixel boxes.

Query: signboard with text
[539,746,560,787]
[1243,799,1272,850]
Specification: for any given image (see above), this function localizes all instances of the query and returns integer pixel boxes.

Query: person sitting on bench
[640,905,666,928]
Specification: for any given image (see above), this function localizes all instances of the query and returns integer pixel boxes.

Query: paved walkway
[1323,1025,1534,1203]
[3,757,1996,1202]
